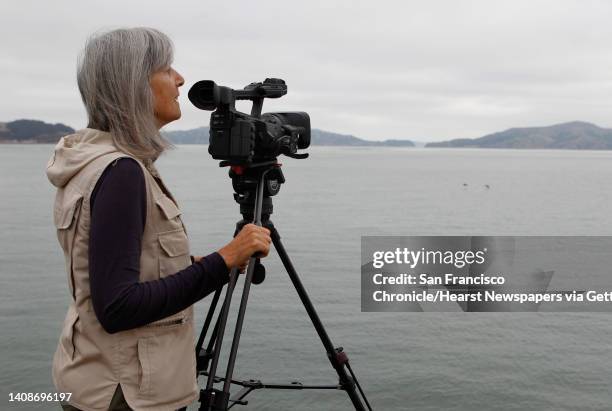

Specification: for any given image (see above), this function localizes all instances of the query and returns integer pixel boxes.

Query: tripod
[194,161,372,411]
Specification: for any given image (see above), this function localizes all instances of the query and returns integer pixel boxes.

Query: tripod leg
[204,269,240,393]
[268,223,370,411]
[221,253,258,393]
[196,289,222,360]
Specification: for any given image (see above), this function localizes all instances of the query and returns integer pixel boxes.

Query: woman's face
[150,67,185,128]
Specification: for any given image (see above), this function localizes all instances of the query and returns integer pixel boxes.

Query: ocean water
[2,145,612,410]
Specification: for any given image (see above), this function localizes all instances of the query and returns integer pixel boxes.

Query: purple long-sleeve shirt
[88,158,229,334]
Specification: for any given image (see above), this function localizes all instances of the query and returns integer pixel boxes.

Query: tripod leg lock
[200,389,214,409]
[197,349,213,372]
[213,390,230,410]
[329,346,349,369]
[340,375,357,392]
[200,388,230,411]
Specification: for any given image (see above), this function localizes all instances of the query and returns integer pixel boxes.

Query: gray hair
[77,27,174,162]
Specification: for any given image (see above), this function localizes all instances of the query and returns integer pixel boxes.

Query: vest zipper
[144,317,186,328]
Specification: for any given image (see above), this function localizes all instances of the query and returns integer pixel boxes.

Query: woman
[46,27,271,411]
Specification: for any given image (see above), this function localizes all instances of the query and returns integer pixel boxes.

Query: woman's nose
[176,71,185,87]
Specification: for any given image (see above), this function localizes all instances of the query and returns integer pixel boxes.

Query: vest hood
[46,128,122,188]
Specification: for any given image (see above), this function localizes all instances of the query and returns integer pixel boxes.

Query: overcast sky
[2,0,612,141]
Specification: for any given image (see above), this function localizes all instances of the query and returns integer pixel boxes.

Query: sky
[1,0,612,142]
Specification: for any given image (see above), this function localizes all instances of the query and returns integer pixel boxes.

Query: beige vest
[50,132,198,411]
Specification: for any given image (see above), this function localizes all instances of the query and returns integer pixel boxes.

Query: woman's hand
[218,224,271,271]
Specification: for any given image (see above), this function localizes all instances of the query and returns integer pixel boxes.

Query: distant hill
[0,119,415,147]
[163,127,208,144]
[15,118,612,150]
[311,129,414,147]
[163,127,415,147]
[0,119,74,143]
[426,121,612,149]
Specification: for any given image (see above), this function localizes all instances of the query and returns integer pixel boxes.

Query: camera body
[188,78,310,164]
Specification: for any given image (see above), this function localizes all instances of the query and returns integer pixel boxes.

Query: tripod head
[226,161,285,221]
[225,161,284,286]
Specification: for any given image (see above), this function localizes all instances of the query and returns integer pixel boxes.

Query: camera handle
[196,164,371,411]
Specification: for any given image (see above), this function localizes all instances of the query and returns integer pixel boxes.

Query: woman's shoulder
[110,157,144,174]
[91,157,146,208]
[101,157,145,186]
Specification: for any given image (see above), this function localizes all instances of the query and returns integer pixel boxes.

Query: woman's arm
[89,158,229,334]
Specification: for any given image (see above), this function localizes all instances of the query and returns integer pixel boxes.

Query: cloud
[1,0,612,141]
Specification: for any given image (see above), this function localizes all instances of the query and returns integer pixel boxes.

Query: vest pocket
[53,193,83,251]
[158,229,189,257]
[136,322,198,402]
[137,337,153,396]
[54,193,84,300]
[155,196,182,220]
[60,305,79,361]
[158,229,191,277]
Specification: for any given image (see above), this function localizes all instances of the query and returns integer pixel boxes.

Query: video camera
[188,78,310,164]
